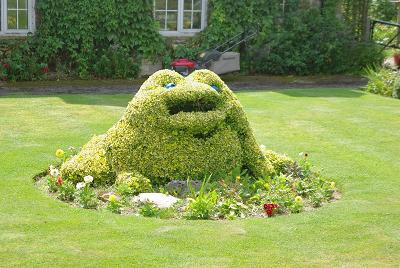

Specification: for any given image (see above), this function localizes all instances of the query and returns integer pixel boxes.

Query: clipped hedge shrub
[61,70,274,185]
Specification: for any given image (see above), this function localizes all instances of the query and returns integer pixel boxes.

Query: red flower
[56,176,63,186]
[263,203,279,217]
[42,66,49,74]
[2,63,10,69]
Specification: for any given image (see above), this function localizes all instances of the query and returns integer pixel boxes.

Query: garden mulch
[0,75,367,95]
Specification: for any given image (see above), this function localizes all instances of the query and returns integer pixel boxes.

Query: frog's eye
[164,83,176,90]
[210,84,220,92]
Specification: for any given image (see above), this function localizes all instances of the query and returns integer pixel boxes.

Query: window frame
[0,0,35,36]
[154,0,207,37]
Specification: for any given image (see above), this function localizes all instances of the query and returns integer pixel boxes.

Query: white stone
[134,193,180,209]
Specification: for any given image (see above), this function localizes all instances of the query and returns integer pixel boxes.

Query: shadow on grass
[0,93,133,107]
[276,88,366,98]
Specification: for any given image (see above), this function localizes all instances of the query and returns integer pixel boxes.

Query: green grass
[0,88,399,267]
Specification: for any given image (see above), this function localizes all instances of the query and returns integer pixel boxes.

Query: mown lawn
[0,88,399,267]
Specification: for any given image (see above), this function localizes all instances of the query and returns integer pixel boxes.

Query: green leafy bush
[107,195,122,214]
[0,0,165,80]
[116,172,152,195]
[93,47,139,79]
[58,181,75,202]
[364,67,398,97]
[392,77,400,99]
[76,183,98,209]
[139,203,160,217]
[191,0,383,75]
[185,178,218,220]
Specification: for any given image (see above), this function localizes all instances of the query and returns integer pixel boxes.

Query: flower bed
[34,148,338,220]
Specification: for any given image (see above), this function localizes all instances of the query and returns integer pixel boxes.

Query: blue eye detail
[165,83,176,90]
[210,84,220,91]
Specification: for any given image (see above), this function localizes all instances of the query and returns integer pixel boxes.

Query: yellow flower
[55,149,65,158]
[109,194,117,203]
[330,181,336,189]
[295,196,303,204]
[236,176,241,182]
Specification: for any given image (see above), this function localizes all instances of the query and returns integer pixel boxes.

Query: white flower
[299,152,304,157]
[84,175,94,183]
[260,144,266,154]
[49,167,59,177]
[76,182,86,190]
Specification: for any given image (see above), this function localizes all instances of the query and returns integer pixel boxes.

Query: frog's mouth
[167,98,218,115]
[165,94,226,137]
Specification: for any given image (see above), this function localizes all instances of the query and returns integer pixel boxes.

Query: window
[0,0,35,35]
[154,0,207,36]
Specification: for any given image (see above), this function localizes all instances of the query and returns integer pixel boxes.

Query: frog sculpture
[61,69,273,185]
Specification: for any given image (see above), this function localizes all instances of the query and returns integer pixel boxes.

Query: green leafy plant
[46,175,59,193]
[139,202,160,218]
[185,177,218,220]
[107,195,122,214]
[364,67,397,97]
[392,77,400,99]
[58,181,75,202]
[77,183,98,209]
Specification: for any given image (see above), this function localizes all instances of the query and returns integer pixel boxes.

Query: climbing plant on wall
[2,0,166,80]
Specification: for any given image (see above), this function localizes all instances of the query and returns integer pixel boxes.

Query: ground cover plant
[0,88,399,266]
[34,70,337,219]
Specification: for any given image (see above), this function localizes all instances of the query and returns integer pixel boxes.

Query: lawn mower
[171,31,258,76]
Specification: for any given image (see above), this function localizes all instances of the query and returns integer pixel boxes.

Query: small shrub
[58,181,75,202]
[185,177,217,220]
[364,67,397,97]
[215,197,248,219]
[264,150,294,175]
[77,183,98,209]
[392,77,400,99]
[139,202,160,217]
[93,47,139,79]
[116,172,153,196]
[107,195,122,214]
[46,175,59,193]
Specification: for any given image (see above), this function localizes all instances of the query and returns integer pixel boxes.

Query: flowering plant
[55,149,65,159]
[263,203,279,217]
[75,175,97,209]
[107,194,122,214]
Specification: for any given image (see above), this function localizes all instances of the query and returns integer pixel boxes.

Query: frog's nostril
[165,83,176,90]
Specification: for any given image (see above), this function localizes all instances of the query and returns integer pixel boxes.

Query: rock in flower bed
[33,70,338,220]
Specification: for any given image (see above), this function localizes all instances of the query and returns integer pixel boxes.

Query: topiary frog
[61,69,273,185]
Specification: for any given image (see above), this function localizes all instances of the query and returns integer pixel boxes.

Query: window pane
[18,0,27,9]
[155,11,166,29]
[193,0,201,10]
[184,0,192,10]
[7,0,17,9]
[183,11,191,29]
[192,11,201,29]
[7,10,17,29]
[18,10,28,29]
[167,0,178,10]
[155,0,166,10]
[166,12,177,30]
